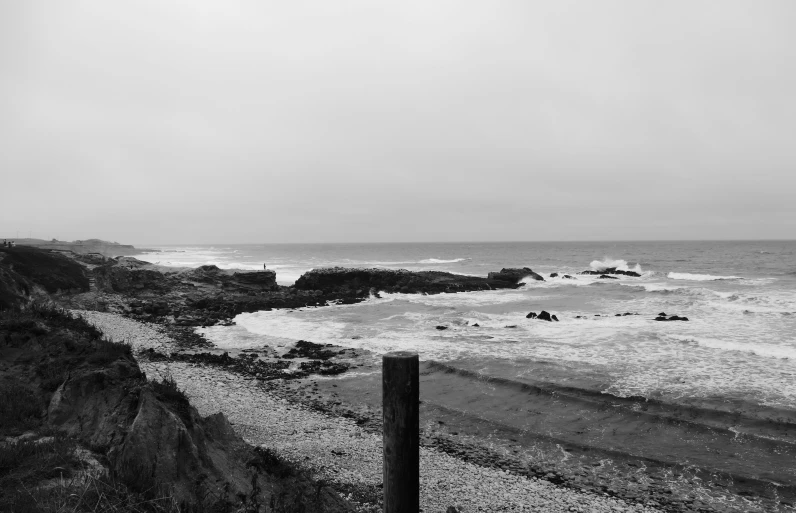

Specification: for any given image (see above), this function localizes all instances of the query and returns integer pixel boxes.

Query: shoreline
[74,309,791,512]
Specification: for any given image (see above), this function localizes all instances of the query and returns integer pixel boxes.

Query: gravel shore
[76,310,662,512]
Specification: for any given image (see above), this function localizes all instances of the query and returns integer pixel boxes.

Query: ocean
[134,240,796,415]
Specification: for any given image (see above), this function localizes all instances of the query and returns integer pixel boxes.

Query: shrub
[151,376,193,428]
[0,384,44,434]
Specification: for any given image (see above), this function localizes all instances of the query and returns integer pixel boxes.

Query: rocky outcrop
[293,267,523,296]
[94,257,170,293]
[580,268,641,278]
[487,267,544,283]
[0,307,350,511]
[93,259,279,295]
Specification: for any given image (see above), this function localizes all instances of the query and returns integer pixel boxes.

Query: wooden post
[382,351,419,513]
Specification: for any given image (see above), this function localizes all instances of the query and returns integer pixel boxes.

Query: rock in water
[537,310,553,321]
[654,315,689,321]
[436,325,448,330]
[487,267,544,283]
[580,268,641,277]
[526,312,538,319]
[550,272,559,278]
[551,314,559,321]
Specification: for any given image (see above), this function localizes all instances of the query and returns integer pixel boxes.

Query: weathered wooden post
[382,351,419,512]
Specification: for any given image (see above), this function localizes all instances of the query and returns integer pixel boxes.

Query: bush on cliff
[0,305,352,512]
[0,246,89,294]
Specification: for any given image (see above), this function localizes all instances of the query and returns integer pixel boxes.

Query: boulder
[537,310,553,322]
[526,312,538,319]
[550,273,559,278]
[599,275,619,280]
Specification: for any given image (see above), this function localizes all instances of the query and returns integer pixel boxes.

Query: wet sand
[276,356,796,512]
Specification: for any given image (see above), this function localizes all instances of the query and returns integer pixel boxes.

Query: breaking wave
[419,258,468,264]
[667,272,743,281]
[589,257,642,273]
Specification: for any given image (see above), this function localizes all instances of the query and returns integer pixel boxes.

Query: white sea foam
[589,257,642,273]
[666,334,796,359]
[418,258,468,264]
[667,272,743,281]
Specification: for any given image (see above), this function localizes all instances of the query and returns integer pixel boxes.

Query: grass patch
[0,384,45,434]
[0,246,89,294]
[151,375,193,429]
[248,447,294,479]
[86,337,133,366]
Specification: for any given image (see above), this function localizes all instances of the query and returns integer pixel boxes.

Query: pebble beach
[74,310,665,512]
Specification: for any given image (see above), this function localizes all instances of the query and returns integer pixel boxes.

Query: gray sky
[1,1,794,244]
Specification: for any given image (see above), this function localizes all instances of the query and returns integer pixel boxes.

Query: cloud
[1,0,794,243]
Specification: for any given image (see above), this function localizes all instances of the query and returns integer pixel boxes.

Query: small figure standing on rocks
[263,264,267,270]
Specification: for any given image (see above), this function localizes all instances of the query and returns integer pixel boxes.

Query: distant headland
[0,237,154,257]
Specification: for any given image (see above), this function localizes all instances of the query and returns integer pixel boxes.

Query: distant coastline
[0,237,156,257]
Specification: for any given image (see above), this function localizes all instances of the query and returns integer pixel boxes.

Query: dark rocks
[655,315,689,322]
[527,310,558,322]
[283,340,340,360]
[294,267,522,297]
[599,274,619,280]
[436,325,448,330]
[550,272,559,278]
[505,325,518,328]
[563,275,576,279]
[580,267,641,278]
[471,323,480,327]
[488,267,544,283]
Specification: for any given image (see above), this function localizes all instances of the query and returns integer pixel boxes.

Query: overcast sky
[1,1,794,244]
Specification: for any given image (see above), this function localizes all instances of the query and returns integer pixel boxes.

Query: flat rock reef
[2,245,793,512]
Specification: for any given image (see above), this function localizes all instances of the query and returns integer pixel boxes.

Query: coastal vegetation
[0,246,351,512]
